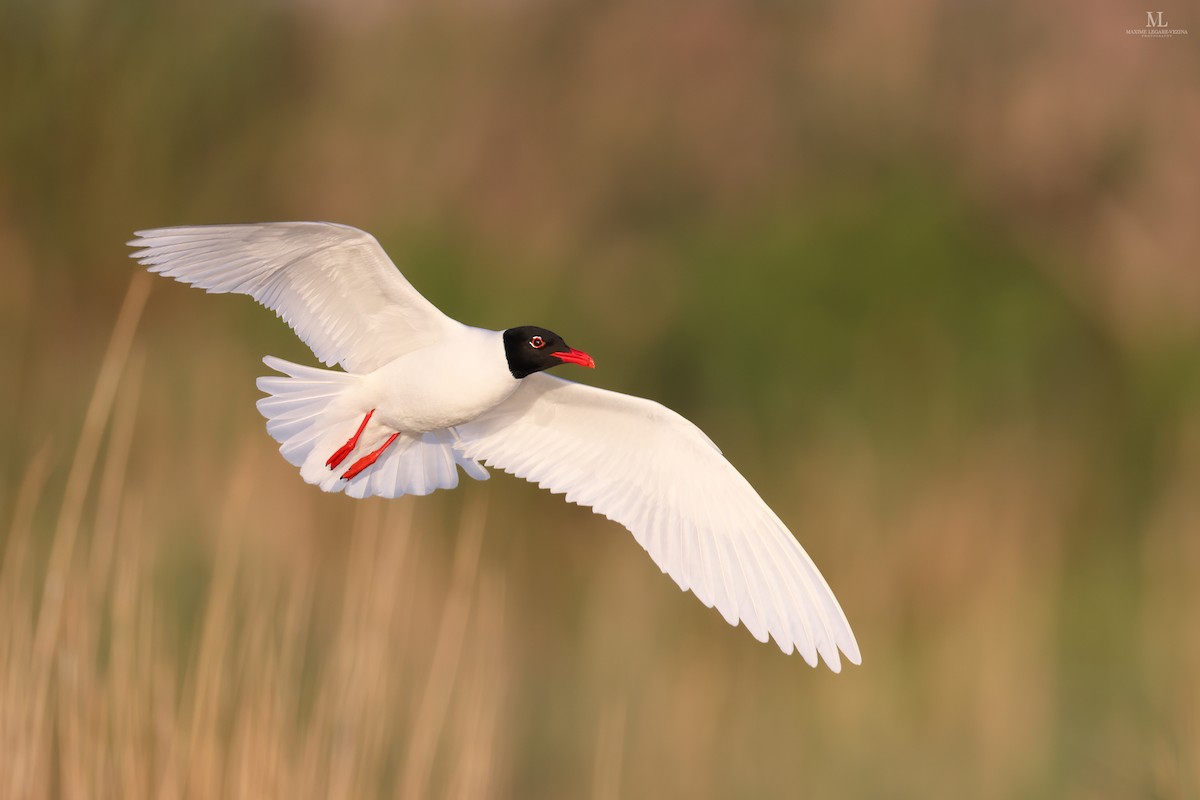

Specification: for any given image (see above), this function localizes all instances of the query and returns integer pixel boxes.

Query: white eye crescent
[530,336,545,349]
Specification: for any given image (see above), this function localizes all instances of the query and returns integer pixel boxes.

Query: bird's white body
[130,221,861,671]
[368,326,518,432]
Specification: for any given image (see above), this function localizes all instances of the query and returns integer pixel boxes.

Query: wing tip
[127,228,155,246]
[127,227,182,249]
[839,637,863,667]
[760,616,861,673]
[818,632,861,673]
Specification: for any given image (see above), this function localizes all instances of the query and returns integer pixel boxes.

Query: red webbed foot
[342,432,400,480]
[326,409,375,469]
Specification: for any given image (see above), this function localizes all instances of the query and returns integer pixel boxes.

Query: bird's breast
[364,328,519,433]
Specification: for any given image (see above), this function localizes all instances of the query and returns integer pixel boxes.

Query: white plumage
[129,221,861,670]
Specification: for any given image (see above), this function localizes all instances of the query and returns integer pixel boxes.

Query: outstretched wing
[454,373,860,671]
[129,222,460,372]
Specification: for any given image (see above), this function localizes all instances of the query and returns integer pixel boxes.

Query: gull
[129,222,860,670]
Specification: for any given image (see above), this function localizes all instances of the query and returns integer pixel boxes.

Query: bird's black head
[503,326,596,379]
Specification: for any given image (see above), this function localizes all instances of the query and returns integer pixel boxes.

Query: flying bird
[129,222,860,670]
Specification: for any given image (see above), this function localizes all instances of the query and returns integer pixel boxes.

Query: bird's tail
[255,356,489,499]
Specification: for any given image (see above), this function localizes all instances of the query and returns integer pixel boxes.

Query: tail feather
[257,390,346,418]
[334,429,471,499]
[255,356,490,498]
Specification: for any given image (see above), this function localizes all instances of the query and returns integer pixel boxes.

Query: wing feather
[454,373,860,670]
[128,222,459,372]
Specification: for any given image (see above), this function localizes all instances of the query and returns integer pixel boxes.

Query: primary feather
[128,222,458,372]
[455,373,860,669]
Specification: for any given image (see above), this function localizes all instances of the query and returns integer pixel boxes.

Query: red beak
[551,347,596,369]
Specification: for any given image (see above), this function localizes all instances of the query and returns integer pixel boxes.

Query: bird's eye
[530,336,545,349]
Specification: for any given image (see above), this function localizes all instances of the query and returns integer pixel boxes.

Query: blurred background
[2,0,1199,796]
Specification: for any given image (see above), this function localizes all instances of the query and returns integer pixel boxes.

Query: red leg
[326,409,375,469]
[341,432,400,480]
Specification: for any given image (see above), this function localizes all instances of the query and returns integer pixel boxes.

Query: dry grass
[4,280,1198,798]
[1,279,512,798]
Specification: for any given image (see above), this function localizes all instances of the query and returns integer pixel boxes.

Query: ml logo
[1128,10,1186,36]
